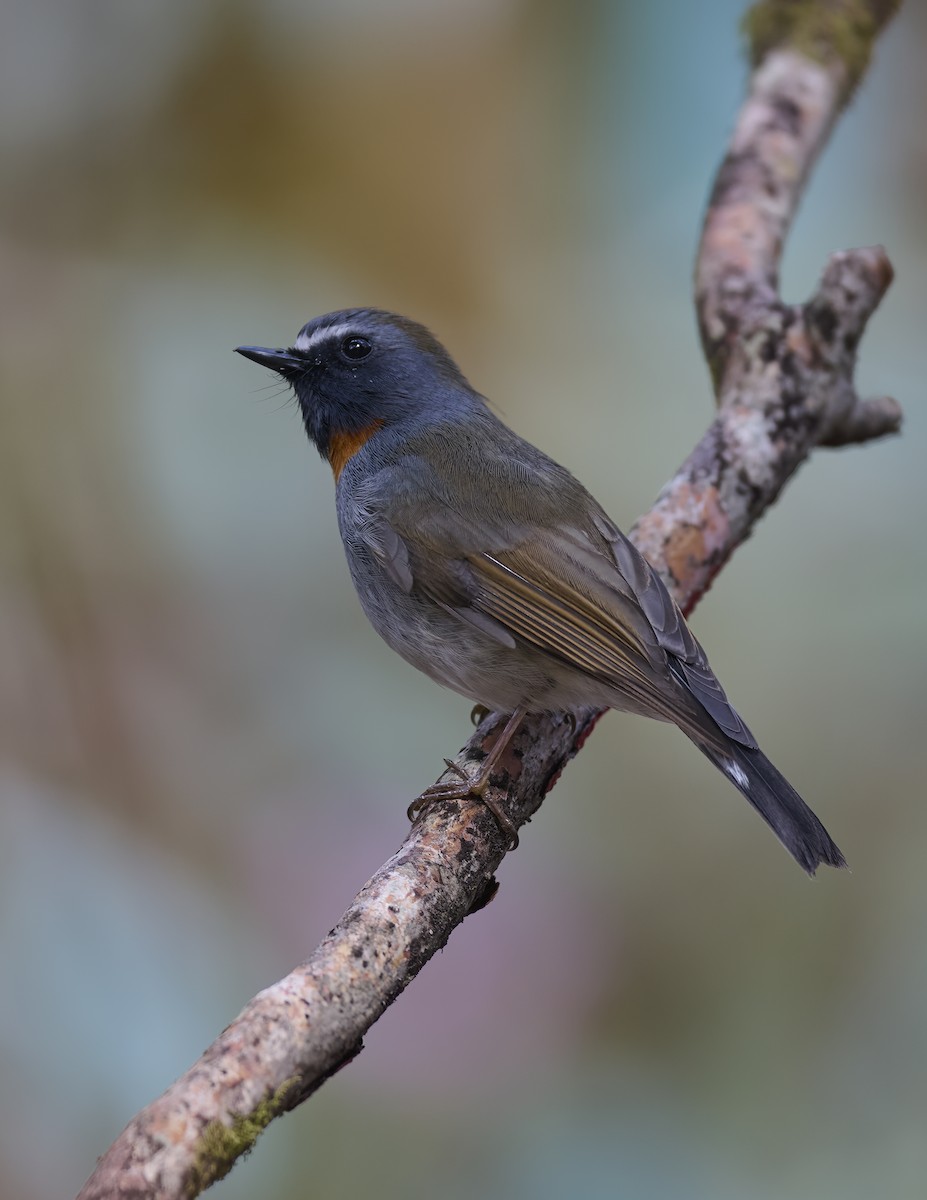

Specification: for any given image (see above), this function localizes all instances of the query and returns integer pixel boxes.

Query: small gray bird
[236,308,845,874]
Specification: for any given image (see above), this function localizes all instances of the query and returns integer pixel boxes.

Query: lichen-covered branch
[743,0,901,101]
[634,245,898,608]
[78,4,902,1197]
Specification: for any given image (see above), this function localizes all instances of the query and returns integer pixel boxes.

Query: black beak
[234,345,304,374]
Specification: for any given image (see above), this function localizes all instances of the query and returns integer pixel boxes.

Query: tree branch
[78,3,902,1197]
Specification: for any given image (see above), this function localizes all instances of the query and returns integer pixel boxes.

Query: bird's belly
[345,544,645,716]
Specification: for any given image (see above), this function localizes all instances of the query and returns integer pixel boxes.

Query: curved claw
[407,763,475,822]
[407,708,527,851]
[481,793,519,851]
[470,704,491,727]
[443,757,470,782]
[407,767,519,852]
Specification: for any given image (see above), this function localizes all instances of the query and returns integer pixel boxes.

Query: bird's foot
[407,758,520,850]
[407,708,527,850]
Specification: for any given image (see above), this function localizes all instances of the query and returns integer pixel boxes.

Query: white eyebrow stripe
[295,323,358,353]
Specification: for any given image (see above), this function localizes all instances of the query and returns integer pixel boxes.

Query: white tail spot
[724,759,750,789]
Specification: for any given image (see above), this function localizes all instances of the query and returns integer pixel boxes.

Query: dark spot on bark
[735,464,765,514]
[770,95,802,136]
[811,302,838,344]
[705,544,728,572]
[456,835,475,867]
[466,876,500,915]
[352,946,363,958]
[760,333,778,363]
[707,150,752,209]
[844,331,859,354]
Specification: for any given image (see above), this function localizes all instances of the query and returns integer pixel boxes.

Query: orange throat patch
[328,421,384,481]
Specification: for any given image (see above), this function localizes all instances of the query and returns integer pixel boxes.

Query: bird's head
[236,308,476,477]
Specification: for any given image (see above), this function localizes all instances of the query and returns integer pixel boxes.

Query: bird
[236,308,845,875]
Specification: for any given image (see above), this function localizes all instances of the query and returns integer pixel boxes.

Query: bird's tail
[696,738,846,875]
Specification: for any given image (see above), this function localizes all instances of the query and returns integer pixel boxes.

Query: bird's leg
[408,707,527,849]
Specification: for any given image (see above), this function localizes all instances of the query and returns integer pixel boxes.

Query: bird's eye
[341,335,372,361]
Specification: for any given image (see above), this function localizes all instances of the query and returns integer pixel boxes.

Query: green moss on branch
[185,1079,298,1197]
[742,0,901,101]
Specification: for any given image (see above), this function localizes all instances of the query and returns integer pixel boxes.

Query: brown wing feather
[474,525,753,745]
[472,549,654,679]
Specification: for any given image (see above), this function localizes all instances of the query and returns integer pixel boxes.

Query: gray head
[235,308,477,463]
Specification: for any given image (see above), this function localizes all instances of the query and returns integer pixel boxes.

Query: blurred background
[1,1,924,1197]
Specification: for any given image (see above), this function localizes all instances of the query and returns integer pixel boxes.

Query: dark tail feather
[696,739,846,875]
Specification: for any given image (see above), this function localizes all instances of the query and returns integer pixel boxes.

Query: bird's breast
[327,421,385,481]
